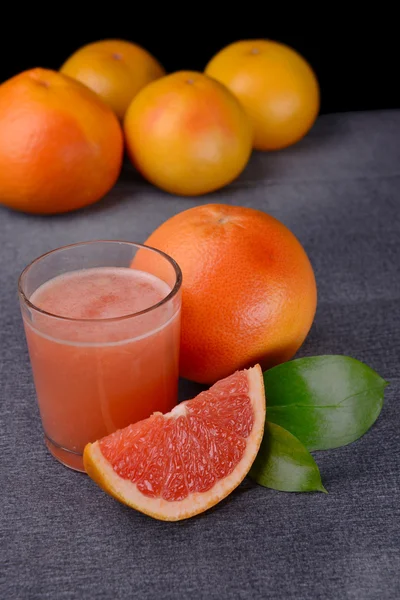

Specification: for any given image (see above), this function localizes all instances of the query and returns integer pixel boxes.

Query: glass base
[44,434,85,472]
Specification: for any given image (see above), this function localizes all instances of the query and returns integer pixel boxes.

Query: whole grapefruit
[0,68,123,214]
[124,71,253,196]
[144,204,317,383]
[61,39,165,120]
[205,40,320,151]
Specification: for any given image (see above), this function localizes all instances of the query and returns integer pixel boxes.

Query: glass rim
[18,240,182,323]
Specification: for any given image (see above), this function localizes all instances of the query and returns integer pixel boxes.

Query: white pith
[86,365,266,521]
[167,402,188,419]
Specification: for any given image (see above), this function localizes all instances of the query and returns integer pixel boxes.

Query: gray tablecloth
[1,110,399,600]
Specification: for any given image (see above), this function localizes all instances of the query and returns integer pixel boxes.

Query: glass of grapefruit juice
[18,241,182,472]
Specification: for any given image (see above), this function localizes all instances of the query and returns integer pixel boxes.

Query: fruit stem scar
[250,48,260,55]
[112,53,123,60]
[186,79,195,85]
[30,74,50,88]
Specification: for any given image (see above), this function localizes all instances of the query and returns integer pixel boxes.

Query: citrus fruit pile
[0,38,319,213]
[84,365,265,521]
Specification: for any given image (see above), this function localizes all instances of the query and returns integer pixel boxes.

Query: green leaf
[249,422,326,493]
[265,355,388,451]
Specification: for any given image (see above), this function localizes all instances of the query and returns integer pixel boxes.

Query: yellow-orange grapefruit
[144,204,317,383]
[124,71,253,196]
[205,40,320,150]
[84,365,265,521]
[0,68,123,214]
[61,39,165,120]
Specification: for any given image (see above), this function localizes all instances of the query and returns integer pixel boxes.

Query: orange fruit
[205,40,320,150]
[123,71,253,196]
[144,204,317,383]
[60,39,165,120]
[84,365,265,521]
[0,68,123,214]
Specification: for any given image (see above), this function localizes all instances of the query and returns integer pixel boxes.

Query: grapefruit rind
[83,365,265,521]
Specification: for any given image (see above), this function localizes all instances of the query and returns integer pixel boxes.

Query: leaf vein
[268,385,385,410]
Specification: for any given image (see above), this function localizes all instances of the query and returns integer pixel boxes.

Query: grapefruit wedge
[84,365,265,521]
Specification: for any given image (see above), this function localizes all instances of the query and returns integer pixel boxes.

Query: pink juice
[23,267,181,471]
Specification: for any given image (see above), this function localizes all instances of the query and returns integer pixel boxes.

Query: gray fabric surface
[1,110,399,600]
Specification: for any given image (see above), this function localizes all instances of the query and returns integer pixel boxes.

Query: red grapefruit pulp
[84,365,265,520]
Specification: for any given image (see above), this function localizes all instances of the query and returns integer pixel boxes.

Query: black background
[1,8,398,115]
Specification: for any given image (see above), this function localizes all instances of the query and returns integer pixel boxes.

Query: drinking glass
[18,241,182,471]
